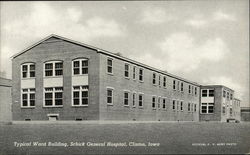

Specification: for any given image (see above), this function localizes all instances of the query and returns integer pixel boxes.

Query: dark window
[124,92,129,106]
[188,103,191,111]
[189,85,191,94]
[82,90,88,105]
[107,89,113,104]
[55,62,63,76]
[55,92,63,105]
[159,75,161,86]
[22,94,28,106]
[73,61,80,75]
[29,93,35,106]
[208,103,214,113]
[22,65,28,78]
[163,99,166,109]
[180,101,183,111]
[223,91,226,97]
[45,63,53,76]
[132,93,136,107]
[73,92,80,105]
[152,73,156,84]
[82,60,88,74]
[45,92,53,106]
[139,69,143,81]
[133,66,136,80]
[152,97,156,108]
[202,90,207,97]
[29,64,35,77]
[125,64,129,78]
[181,82,183,91]
[139,94,143,107]
[173,80,176,90]
[222,106,226,113]
[172,100,175,110]
[195,87,197,95]
[163,76,166,87]
[107,59,113,73]
[209,90,214,97]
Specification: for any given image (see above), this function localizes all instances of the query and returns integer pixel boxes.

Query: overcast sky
[0,1,249,107]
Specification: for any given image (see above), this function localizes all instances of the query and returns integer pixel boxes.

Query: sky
[0,1,249,107]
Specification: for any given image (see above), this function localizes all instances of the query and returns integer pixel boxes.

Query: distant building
[200,85,241,122]
[241,107,250,121]
[0,77,12,122]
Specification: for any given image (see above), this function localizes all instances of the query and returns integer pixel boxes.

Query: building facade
[0,77,12,122]
[241,107,250,122]
[12,35,200,121]
[200,85,241,122]
[11,34,242,122]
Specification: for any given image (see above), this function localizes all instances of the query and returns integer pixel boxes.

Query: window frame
[107,58,113,74]
[124,63,130,78]
[21,63,36,79]
[132,66,136,80]
[152,73,156,85]
[43,87,63,107]
[139,68,144,82]
[107,87,114,105]
[152,96,156,109]
[172,99,176,110]
[201,103,214,114]
[21,88,36,108]
[138,93,144,108]
[173,80,176,90]
[123,90,130,107]
[162,98,166,110]
[72,58,89,76]
[163,76,167,88]
[44,61,63,77]
[72,85,89,107]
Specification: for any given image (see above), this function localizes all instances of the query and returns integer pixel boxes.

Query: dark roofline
[11,34,200,86]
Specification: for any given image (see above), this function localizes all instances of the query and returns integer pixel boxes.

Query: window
[152,96,156,109]
[159,75,161,86]
[73,59,88,75]
[158,97,161,109]
[107,88,113,105]
[209,89,214,97]
[223,90,226,97]
[177,101,179,111]
[163,98,166,109]
[201,103,214,114]
[230,108,233,115]
[195,87,197,95]
[194,104,196,112]
[44,87,63,107]
[180,101,183,111]
[139,68,143,82]
[133,66,136,80]
[173,80,176,90]
[124,91,129,106]
[202,89,207,97]
[188,85,191,94]
[21,63,35,78]
[181,82,184,92]
[188,103,191,112]
[177,81,180,91]
[72,85,88,106]
[227,92,229,99]
[222,106,226,114]
[172,100,176,110]
[138,94,143,107]
[124,64,129,78]
[107,58,113,74]
[230,93,233,100]
[21,88,35,107]
[152,73,156,84]
[132,92,136,107]
[44,61,63,77]
[163,76,166,88]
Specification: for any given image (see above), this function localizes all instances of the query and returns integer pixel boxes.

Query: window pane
[55,92,63,99]
[82,68,88,74]
[82,98,88,105]
[74,68,80,75]
[55,62,63,69]
[22,94,27,99]
[82,60,88,67]
[55,70,63,76]
[30,64,35,70]
[55,99,63,105]
[22,65,28,71]
[45,63,53,69]
[82,91,88,97]
[209,90,214,97]
[107,90,112,96]
[22,72,27,78]
[74,61,79,67]
[202,90,207,97]
[45,71,53,76]
[30,100,35,106]
[22,100,28,106]
[73,92,79,98]
[30,71,35,77]
[45,100,53,106]
[45,93,53,99]
[30,94,35,99]
[74,99,80,105]
[108,59,112,66]
[107,97,112,104]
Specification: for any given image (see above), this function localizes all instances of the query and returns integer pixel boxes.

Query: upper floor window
[133,66,136,80]
[188,103,191,112]
[44,61,63,77]
[152,73,156,84]
[173,80,176,90]
[73,59,88,75]
[21,88,35,107]
[158,75,161,86]
[202,89,207,97]
[194,87,197,95]
[44,87,63,107]
[194,104,197,112]
[209,90,214,97]
[124,64,129,78]
[107,58,113,74]
[22,63,35,78]
[139,68,143,82]
[230,93,233,100]
[226,92,229,99]
[188,85,191,94]
[180,101,183,111]
[163,76,166,88]
[72,85,88,106]
[181,82,184,92]
[223,90,226,97]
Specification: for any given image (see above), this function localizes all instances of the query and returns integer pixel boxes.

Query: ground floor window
[180,101,183,111]
[162,98,166,109]
[172,100,176,110]
[138,94,143,107]
[107,88,114,105]
[72,85,88,106]
[21,88,35,107]
[44,87,63,107]
[201,103,214,114]
[132,92,136,107]
[152,96,156,109]
[188,103,191,112]
[124,91,129,106]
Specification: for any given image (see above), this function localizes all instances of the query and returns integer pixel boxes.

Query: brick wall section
[12,37,100,120]
[99,54,200,121]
